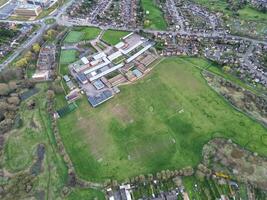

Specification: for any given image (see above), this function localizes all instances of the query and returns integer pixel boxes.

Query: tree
[32,43,41,54]
[44,29,56,41]
[7,96,20,105]
[0,83,10,96]
[8,81,17,91]
[25,51,33,61]
[47,90,55,100]
[15,58,28,68]
[223,65,231,73]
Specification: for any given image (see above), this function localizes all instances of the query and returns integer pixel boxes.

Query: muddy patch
[111,104,133,124]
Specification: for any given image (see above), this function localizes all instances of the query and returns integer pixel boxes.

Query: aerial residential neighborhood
[0,0,266,200]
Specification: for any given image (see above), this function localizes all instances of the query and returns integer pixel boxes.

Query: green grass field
[67,189,105,200]
[64,27,101,43]
[81,27,101,40]
[60,50,78,64]
[57,57,267,182]
[64,31,84,43]
[101,30,130,45]
[238,6,267,22]
[141,0,167,30]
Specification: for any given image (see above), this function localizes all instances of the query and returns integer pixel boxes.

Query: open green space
[64,31,84,43]
[101,29,130,45]
[57,57,267,182]
[60,50,78,64]
[238,6,267,22]
[74,27,101,40]
[64,27,101,43]
[45,18,56,25]
[3,84,68,199]
[141,0,167,30]
[67,189,105,200]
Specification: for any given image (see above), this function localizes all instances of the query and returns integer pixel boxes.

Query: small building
[132,69,142,78]
[93,79,105,90]
[77,73,88,84]
[63,75,71,82]
[65,89,80,102]
[32,71,49,81]
[66,80,75,90]
[119,184,132,200]
[87,90,113,107]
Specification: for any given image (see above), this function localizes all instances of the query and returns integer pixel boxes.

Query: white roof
[32,71,49,78]
[115,42,125,49]
[126,44,152,63]
[109,196,115,200]
[108,51,122,61]
[93,52,106,60]
[89,63,124,82]
[81,57,89,65]
[90,60,100,66]
[120,40,144,55]
[84,59,111,75]
[122,32,134,40]
[91,71,97,76]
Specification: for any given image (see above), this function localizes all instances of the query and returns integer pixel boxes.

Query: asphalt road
[0,0,76,71]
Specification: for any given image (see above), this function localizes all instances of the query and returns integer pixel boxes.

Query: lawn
[101,29,130,45]
[64,31,84,43]
[60,50,78,64]
[64,27,101,43]
[80,27,101,40]
[57,57,267,182]
[67,189,105,200]
[141,0,167,30]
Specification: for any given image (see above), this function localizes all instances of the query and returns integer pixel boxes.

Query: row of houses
[155,31,267,87]
[32,44,56,81]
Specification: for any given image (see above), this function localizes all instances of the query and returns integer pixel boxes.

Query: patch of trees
[0,78,36,134]
[0,28,18,43]
[104,166,194,188]
[0,173,36,199]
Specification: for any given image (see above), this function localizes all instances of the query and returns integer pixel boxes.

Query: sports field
[60,50,77,64]
[141,0,167,30]
[64,31,83,43]
[101,30,130,45]
[64,27,101,43]
[57,57,267,182]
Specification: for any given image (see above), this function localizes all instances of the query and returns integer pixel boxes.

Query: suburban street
[0,0,266,72]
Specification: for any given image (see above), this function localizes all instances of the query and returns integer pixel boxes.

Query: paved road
[0,0,76,71]
[0,22,49,71]
[57,17,267,46]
